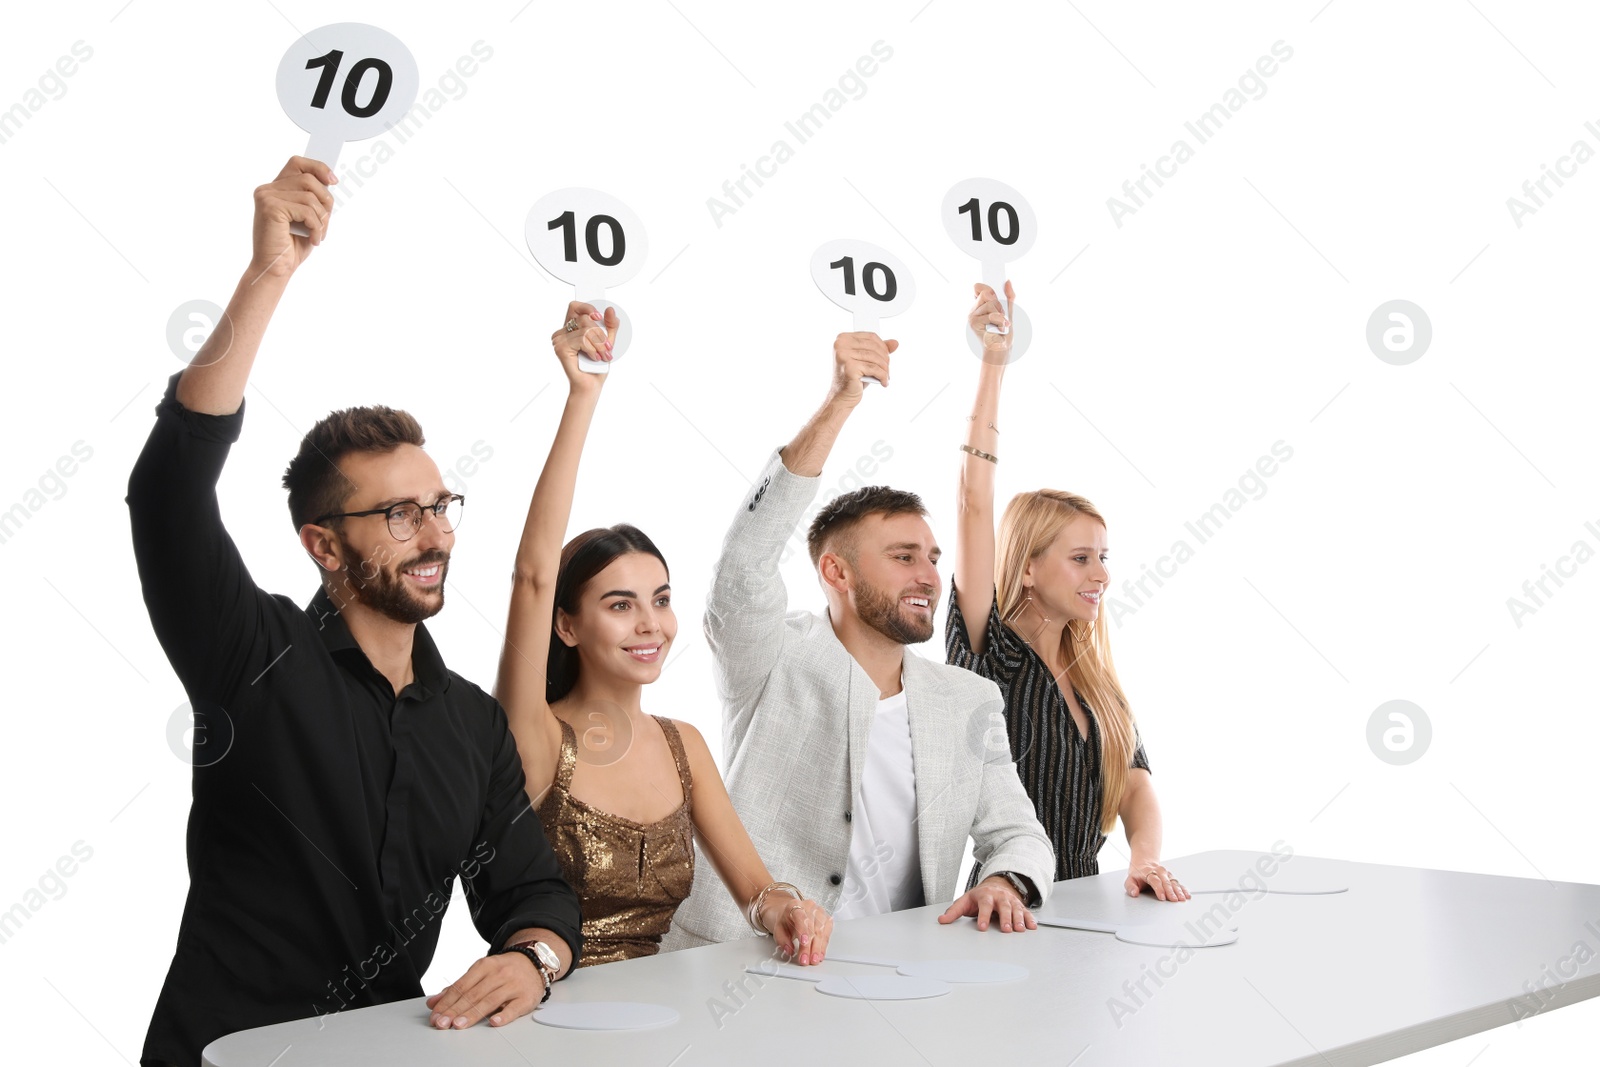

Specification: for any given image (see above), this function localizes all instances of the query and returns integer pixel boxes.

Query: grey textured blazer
[665,448,1055,949]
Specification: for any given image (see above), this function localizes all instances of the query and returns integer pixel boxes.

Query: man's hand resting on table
[936,875,1038,933]
[426,951,547,1029]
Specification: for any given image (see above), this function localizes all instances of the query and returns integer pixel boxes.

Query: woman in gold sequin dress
[494,302,832,969]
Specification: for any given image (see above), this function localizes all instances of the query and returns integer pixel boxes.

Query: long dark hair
[547,524,670,703]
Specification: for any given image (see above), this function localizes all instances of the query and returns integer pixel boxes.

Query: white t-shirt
[833,687,923,920]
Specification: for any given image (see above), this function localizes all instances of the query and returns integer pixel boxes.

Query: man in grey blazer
[667,331,1055,954]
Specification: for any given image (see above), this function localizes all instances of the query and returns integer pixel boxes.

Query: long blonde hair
[996,490,1136,835]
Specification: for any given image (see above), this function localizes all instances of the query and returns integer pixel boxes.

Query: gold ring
[564,319,579,332]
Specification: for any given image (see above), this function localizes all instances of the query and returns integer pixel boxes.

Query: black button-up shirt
[127,371,581,1067]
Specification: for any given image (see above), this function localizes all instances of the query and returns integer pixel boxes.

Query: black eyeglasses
[313,495,465,541]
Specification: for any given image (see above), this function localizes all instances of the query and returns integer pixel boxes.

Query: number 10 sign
[942,177,1036,361]
[276,23,419,235]
[809,238,916,386]
[526,188,648,373]
[277,23,419,167]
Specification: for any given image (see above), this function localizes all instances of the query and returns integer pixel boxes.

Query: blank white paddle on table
[1033,914,1240,948]
[747,962,950,1000]
[825,951,1028,984]
[1176,863,1350,896]
[532,1001,679,1031]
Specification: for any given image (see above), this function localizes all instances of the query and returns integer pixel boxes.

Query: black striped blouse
[946,582,1150,886]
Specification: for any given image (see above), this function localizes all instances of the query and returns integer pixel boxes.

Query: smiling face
[1024,513,1108,627]
[836,511,943,645]
[313,444,454,624]
[555,551,676,687]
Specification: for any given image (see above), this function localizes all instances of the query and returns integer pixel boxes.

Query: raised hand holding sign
[526,189,648,374]
[276,23,419,236]
[942,178,1036,360]
[809,238,916,386]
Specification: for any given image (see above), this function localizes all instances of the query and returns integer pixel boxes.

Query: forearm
[954,360,1004,644]
[175,264,291,416]
[174,157,335,414]
[512,387,600,580]
[953,364,1004,502]
[962,360,1006,458]
[779,393,856,477]
[698,811,777,913]
[717,848,779,918]
[1121,779,1163,864]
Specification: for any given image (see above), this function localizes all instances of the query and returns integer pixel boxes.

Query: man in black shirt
[127,157,582,1067]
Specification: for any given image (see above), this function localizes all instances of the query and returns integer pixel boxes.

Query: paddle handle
[1034,915,1118,934]
[746,963,820,983]
[850,307,884,387]
[824,952,901,969]
[981,261,1008,334]
[291,134,343,238]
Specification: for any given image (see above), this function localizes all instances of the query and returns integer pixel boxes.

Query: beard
[854,578,935,645]
[344,545,449,624]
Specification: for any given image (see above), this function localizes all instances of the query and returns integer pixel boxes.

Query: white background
[1,1,1596,1063]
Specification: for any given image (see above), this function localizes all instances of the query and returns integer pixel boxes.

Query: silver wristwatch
[995,870,1033,905]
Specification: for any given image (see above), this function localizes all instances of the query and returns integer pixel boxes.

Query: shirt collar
[305,585,450,697]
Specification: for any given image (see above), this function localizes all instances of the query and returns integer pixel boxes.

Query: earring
[1004,589,1051,645]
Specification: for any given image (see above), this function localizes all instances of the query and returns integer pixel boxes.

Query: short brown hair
[282,406,426,530]
[806,485,927,567]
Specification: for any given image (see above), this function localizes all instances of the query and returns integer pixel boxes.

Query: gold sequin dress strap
[651,716,694,811]
[553,717,579,793]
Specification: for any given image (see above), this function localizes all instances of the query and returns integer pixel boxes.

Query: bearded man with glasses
[126,158,581,1067]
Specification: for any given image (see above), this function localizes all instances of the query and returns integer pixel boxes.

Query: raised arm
[176,157,336,414]
[953,281,1013,656]
[494,303,618,803]
[706,333,895,751]
[778,332,895,475]
[126,158,335,702]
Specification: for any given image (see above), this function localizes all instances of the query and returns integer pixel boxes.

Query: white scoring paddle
[809,239,916,387]
[525,188,648,374]
[531,1001,679,1031]
[940,178,1037,338]
[746,962,950,1000]
[1032,914,1240,949]
[824,952,1028,984]
[275,23,420,237]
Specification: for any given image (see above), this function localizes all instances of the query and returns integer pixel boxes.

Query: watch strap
[995,870,1038,907]
[498,941,555,1004]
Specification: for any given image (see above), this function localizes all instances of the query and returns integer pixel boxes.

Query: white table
[203,850,1600,1066]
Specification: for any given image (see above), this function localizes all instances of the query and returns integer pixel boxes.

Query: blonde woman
[946,282,1188,902]
[495,302,832,966]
